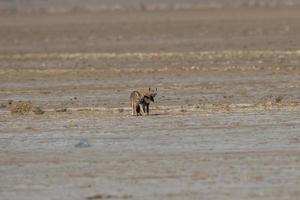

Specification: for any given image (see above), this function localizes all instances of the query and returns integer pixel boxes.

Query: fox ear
[156,88,157,91]
[149,87,151,91]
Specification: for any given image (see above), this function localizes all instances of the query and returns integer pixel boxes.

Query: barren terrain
[0,7,300,200]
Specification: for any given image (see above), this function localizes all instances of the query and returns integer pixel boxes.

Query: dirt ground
[0,7,300,200]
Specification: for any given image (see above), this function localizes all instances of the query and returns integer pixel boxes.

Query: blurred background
[1,0,300,13]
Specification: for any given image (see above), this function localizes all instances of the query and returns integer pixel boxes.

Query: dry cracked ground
[0,7,300,200]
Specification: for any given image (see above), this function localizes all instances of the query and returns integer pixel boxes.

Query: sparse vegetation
[0,103,7,108]
[10,101,33,114]
[32,106,45,115]
[55,108,67,112]
[261,95,285,108]
[275,96,283,103]
[86,194,133,200]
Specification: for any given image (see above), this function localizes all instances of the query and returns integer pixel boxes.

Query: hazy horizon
[1,0,300,13]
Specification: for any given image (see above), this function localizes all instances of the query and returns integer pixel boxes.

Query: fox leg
[142,104,146,114]
[131,102,135,116]
[136,104,142,116]
[146,104,149,115]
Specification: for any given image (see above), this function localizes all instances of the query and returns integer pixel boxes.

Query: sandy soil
[0,7,300,200]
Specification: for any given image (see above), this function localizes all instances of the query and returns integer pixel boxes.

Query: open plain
[0,7,300,200]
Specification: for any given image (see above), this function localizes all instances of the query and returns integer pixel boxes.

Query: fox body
[130,88,157,116]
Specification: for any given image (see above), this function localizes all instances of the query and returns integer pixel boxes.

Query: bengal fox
[130,88,157,116]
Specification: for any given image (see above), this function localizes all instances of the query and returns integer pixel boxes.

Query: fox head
[144,88,157,103]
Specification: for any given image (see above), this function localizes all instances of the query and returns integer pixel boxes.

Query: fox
[130,88,157,116]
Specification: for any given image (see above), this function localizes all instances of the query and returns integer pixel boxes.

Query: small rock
[75,139,91,148]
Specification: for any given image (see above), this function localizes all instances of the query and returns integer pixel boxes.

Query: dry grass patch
[10,101,33,114]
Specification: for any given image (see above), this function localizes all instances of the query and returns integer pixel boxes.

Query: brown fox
[130,88,157,116]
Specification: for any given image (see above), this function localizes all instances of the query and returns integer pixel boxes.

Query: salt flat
[1,7,300,200]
